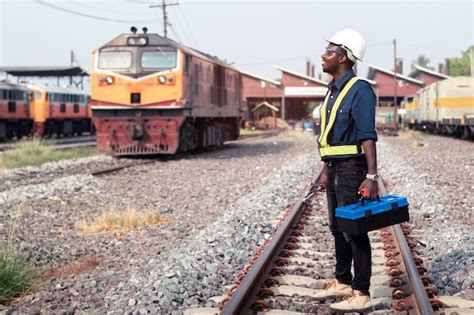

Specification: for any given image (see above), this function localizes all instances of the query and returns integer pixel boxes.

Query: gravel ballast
[1,130,472,313]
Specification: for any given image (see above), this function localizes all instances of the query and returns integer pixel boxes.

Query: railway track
[90,159,157,176]
[185,170,474,314]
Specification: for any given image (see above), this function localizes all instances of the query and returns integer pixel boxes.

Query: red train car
[0,82,32,141]
[90,27,242,155]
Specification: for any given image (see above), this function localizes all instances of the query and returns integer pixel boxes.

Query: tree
[412,54,432,69]
[449,45,474,76]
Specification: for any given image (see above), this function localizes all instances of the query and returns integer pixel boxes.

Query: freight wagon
[404,77,474,139]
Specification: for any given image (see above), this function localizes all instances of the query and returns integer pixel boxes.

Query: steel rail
[221,170,322,315]
[90,160,156,176]
[378,179,433,315]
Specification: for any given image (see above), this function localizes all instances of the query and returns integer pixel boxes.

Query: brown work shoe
[313,279,352,300]
[329,289,372,313]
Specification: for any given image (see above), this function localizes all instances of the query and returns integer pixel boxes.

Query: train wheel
[180,122,198,152]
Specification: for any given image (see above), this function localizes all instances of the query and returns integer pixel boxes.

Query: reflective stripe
[317,93,331,145]
[318,77,361,158]
[319,145,364,156]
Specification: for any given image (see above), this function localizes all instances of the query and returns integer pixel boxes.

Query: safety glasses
[325,48,346,57]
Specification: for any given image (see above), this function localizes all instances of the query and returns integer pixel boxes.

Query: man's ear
[338,55,348,64]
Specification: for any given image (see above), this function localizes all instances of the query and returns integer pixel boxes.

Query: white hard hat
[326,28,366,62]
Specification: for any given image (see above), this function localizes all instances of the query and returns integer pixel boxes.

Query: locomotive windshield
[141,48,177,70]
[98,51,132,69]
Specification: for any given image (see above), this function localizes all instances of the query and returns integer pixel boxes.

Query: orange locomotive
[0,82,32,141]
[28,85,91,137]
[90,27,242,155]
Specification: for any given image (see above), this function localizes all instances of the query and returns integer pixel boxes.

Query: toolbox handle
[359,187,380,206]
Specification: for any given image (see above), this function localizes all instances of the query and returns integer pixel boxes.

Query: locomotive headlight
[105,76,114,85]
[158,75,167,84]
[127,36,148,46]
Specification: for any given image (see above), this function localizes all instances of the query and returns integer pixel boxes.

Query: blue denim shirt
[323,70,378,144]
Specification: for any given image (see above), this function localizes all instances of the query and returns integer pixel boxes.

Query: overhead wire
[172,9,195,46]
[68,0,157,17]
[36,0,158,23]
[238,56,310,67]
[176,5,199,47]
[165,6,191,45]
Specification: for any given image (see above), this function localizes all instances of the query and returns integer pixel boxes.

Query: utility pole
[393,39,398,131]
[150,0,179,38]
[470,46,474,78]
[70,50,75,86]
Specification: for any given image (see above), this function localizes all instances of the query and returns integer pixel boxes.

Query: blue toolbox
[335,195,409,234]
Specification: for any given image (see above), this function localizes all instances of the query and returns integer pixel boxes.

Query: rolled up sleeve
[352,83,378,142]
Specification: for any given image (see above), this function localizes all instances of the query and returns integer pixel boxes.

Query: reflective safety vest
[318,77,364,160]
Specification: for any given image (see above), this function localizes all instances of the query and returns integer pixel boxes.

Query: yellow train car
[90,27,241,155]
[28,85,91,137]
[402,95,420,126]
[408,77,474,139]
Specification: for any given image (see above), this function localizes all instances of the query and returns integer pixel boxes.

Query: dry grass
[43,256,100,279]
[281,129,314,138]
[239,128,264,136]
[399,129,424,141]
[397,130,428,149]
[76,208,161,234]
[0,140,95,169]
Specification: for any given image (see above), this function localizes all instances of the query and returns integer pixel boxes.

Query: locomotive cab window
[98,51,132,69]
[141,49,177,69]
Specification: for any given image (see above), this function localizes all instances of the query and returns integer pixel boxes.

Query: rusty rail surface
[221,171,437,315]
[221,171,322,315]
[378,179,434,315]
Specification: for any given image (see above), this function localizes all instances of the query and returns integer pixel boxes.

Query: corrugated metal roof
[408,64,450,80]
[240,70,281,86]
[273,65,329,86]
[0,66,88,77]
[27,84,89,95]
[252,101,280,112]
[367,65,424,85]
[0,81,29,91]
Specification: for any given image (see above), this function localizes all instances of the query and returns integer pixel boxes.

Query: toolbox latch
[391,202,400,215]
[364,209,373,222]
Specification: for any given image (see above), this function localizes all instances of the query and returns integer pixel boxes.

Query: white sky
[1,0,473,83]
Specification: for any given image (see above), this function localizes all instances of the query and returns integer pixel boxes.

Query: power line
[399,42,461,53]
[169,24,183,43]
[176,5,199,47]
[238,56,310,67]
[163,7,189,44]
[149,0,179,37]
[36,0,158,24]
[170,7,193,46]
[68,0,156,17]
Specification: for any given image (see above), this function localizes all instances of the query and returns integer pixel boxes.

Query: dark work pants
[326,157,371,295]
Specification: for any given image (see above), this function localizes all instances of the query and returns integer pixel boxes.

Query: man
[315,28,378,312]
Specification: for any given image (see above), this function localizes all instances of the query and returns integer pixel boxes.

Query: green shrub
[0,140,95,169]
[0,247,38,304]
